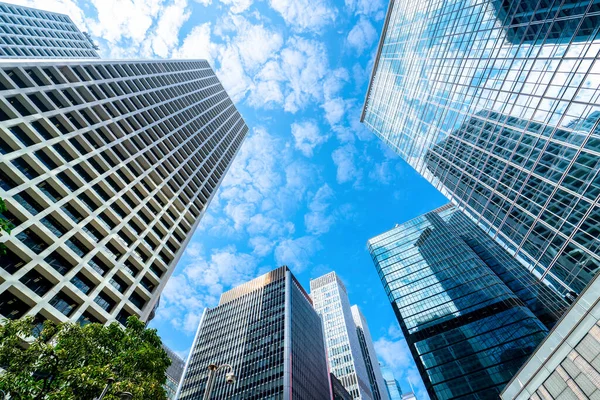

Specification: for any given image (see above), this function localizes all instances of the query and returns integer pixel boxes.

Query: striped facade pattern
[351,305,389,400]
[178,266,330,400]
[311,272,374,400]
[0,58,247,328]
[0,1,99,59]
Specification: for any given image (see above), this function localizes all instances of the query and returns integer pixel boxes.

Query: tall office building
[310,272,374,400]
[381,368,402,400]
[368,205,555,399]
[351,305,389,400]
[163,345,185,400]
[0,58,248,328]
[0,2,99,59]
[362,0,600,299]
[177,266,331,400]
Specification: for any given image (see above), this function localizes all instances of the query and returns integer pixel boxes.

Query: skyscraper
[368,204,553,399]
[362,0,600,299]
[0,57,248,328]
[0,2,99,59]
[381,368,402,400]
[177,266,331,400]
[163,345,185,400]
[310,272,373,400]
[351,305,389,400]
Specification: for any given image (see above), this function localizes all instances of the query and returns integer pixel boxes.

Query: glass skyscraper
[0,3,248,328]
[362,0,600,299]
[381,368,402,400]
[351,305,389,400]
[311,272,374,400]
[368,204,556,399]
[178,266,331,400]
[164,345,185,400]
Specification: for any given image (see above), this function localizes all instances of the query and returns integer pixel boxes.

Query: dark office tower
[177,266,330,400]
[362,0,600,299]
[163,345,185,400]
[332,373,354,400]
[351,306,389,400]
[0,59,248,327]
[0,2,99,59]
[368,205,552,400]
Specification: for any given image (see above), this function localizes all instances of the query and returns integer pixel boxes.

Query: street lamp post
[202,363,236,400]
[93,378,134,400]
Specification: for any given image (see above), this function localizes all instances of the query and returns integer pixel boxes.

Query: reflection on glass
[368,205,556,399]
[362,0,600,299]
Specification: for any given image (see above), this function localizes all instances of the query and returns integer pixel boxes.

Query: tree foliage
[0,197,13,255]
[0,316,171,400]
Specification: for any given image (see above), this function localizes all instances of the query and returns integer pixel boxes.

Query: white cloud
[87,0,162,44]
[322,97,347,126]
[209,15,283,102]
[249,236,275,257]
[172,22,215,62]
[332,144,362,184]
[274,236,321,272]
[345,0,385,17]
[160,245,261,333]
[219,0,253,13]
[149,0,191,57]
[194,0,211,5]
[291,121,328,157]
[269,0,336,33]
[347,17,377,55]
[304,184,336,235]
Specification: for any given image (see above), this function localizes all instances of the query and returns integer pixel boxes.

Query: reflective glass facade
[381,368,403,400]
[178,266,330,400]
[362,0,600,298]
[368,205,551,399]
[164,345,185,400]
[311,272,374,400]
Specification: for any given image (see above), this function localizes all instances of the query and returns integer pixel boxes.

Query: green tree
[0,197,13,255]
[0,316,171,400]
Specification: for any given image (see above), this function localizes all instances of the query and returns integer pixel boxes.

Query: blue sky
[13,0,448,397]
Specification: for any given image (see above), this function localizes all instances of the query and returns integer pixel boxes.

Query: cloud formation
[292,121,328,157]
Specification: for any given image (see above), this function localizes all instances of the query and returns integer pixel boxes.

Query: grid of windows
[164,345,185,400]
[178,267,330,400]
[310,272,374,400]
[368,205,551,399]
[362,0,600,300]
[502,271,600,399]
[351,306,389,400]
[0,59,248,327]
[0,2,99,59]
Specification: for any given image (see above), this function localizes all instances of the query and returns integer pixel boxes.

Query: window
[71,273,94,295]
[20,269,52,296]
[0,247,26,274]
[49,292,78,316]
[16,228,48,254]
[0,291,30,319]
[94,291,115,312]
[44,252,73,275]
